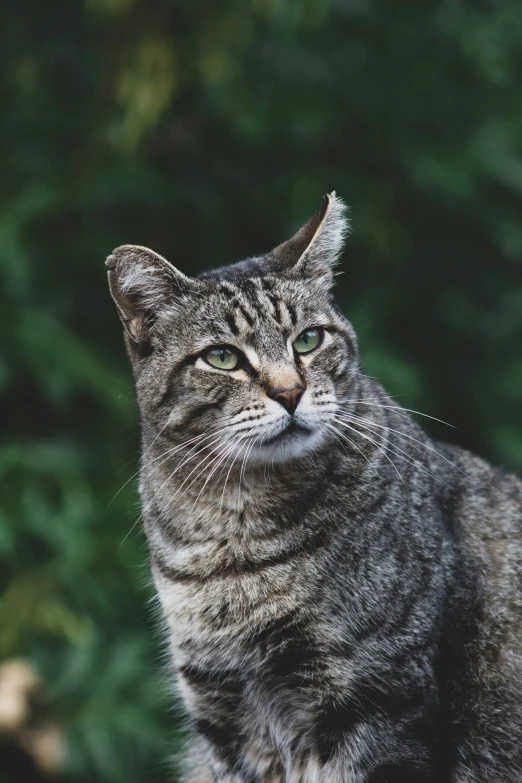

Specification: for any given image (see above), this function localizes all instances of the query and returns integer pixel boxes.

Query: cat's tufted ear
[267,192,349,285]
[106,244,199,346]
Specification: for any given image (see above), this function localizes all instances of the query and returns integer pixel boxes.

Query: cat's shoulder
[437,440,522,544]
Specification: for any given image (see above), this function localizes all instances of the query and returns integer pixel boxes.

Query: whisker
[239,436,258,489]
[335,413,455,484]
[333,416,444,486]
[108,427,212,513]
[235,425,273,511]
[143,432,227,504]
[346,400,457,430]
[220,437,252,519]
[119,428,236,545]
[324,425,355,464]
[119,434,222,546]
[162,438,240,511]
[113,420,238,521]
[332,418,407,485]
[339,412,465,476]
[325,423,373,470]
[188,437,248,515]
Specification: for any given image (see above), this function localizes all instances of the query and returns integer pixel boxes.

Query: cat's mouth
[262,419,314,446]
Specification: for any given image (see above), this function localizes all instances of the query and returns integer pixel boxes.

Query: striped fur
[107,193,522,782]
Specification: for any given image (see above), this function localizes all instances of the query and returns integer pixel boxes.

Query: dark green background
[2,0,522,781]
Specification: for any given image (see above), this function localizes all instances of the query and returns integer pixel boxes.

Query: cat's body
[107,194,522,782]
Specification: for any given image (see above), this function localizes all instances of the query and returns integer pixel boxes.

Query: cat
[106,193,522,782]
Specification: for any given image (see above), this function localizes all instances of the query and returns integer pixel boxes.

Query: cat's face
[107,193,358,466]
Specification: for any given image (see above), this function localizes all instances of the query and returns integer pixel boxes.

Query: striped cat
[107,193,522,782]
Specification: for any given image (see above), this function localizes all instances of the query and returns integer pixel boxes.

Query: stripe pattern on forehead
[220,278,298,336]
[231,276,298,332]
[231,298,255,331]
[259,278,297,328]
[217,281,257,334]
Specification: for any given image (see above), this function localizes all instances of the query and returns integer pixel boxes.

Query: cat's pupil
[211,348,227,363]
[205,346,238,370]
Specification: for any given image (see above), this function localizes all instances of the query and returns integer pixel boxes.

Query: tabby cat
[106,193,522,782]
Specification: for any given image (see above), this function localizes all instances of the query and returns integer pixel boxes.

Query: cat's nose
[269,386,305,415]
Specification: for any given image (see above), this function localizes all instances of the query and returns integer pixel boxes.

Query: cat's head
[107,193,359,465]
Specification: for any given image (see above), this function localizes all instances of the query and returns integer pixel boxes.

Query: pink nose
[269,386,304,415]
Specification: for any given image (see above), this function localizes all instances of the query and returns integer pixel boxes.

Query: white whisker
[332,417,407,485]
[340,412,465,476]
[333,416,445,486]
[346,400,457,430]
[119,425,238,545]
[325,423,373,470]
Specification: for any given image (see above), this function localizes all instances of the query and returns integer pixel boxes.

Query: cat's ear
[106,244,198,345]
[268,192,349,285]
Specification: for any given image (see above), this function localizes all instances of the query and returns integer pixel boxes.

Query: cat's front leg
[181,736,245,783]
[178,666,284,782]
[176,658,248,780]
[183,736,284,783]
[179,738,213,783]
[286,748,437,783]
[280,686,440,783]
[189,719,285,782]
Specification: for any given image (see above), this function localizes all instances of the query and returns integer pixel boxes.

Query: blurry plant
[0,659,63,780]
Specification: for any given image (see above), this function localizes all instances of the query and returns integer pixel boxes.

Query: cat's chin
[249,425,326,465]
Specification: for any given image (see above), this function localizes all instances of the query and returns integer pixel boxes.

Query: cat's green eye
[204,346,240,371]
[293,327,323,355]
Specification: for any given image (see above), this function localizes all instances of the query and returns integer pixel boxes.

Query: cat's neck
[143,437,339,520]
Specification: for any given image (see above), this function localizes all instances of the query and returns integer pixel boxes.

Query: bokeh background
[2,0,522,781]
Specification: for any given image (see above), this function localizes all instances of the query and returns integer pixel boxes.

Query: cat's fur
[106,193,522,782]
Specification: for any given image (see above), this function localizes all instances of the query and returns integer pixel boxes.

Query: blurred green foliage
[1,0,522,780]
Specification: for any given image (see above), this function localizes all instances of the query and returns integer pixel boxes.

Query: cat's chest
[148,499,315,654]
[152,542,309,645]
